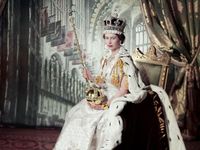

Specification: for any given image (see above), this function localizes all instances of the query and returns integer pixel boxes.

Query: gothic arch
[89,0,114,41]
[71,68,78,78]
[132,13,143,27]
[50,53,63,66]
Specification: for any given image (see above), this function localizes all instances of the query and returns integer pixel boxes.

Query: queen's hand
[88,102,104,110]
[87,97,109,110]
[82,67,93,81]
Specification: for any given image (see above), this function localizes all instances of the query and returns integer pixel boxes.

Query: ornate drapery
[140,0,200,139]
[0,0,7,16]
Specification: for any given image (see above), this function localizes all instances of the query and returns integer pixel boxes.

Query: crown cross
[114,20,121,26]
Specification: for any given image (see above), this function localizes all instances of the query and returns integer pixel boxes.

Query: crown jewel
[103,13,126,34]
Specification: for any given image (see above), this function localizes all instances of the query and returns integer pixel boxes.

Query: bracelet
[102,104,109,110]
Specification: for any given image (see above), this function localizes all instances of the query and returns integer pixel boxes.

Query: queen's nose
[108,38,112,44]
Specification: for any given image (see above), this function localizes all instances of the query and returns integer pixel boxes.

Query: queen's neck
[111,48,120,56]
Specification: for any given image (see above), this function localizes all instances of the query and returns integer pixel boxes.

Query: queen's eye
[111,36,116,39]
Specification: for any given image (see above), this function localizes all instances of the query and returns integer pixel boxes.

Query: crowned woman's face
[104,33,121,51]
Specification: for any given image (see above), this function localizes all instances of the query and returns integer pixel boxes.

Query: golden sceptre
[68,13,108,108]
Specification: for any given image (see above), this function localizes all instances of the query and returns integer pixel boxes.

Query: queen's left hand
[88,102,104,110]
[87,98,109,110]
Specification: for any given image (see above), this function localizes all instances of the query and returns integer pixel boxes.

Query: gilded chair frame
[132,46,171,90]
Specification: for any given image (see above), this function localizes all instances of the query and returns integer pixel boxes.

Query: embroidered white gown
[53,47,186,150]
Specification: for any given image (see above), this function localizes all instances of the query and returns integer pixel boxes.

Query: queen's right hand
[82,67,93,81]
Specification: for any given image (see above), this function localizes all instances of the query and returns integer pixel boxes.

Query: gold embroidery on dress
[95,75,105,84]
[111,59,124,88]
[94,57,106,85]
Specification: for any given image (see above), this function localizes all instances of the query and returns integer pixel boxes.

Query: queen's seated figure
[53,13,186,150]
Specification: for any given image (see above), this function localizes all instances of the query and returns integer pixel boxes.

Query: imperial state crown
[103,13,126,34]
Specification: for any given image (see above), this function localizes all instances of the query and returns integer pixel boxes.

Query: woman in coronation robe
[53,14,186,150]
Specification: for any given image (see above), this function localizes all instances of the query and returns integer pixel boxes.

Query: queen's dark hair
[103,33,126,44]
